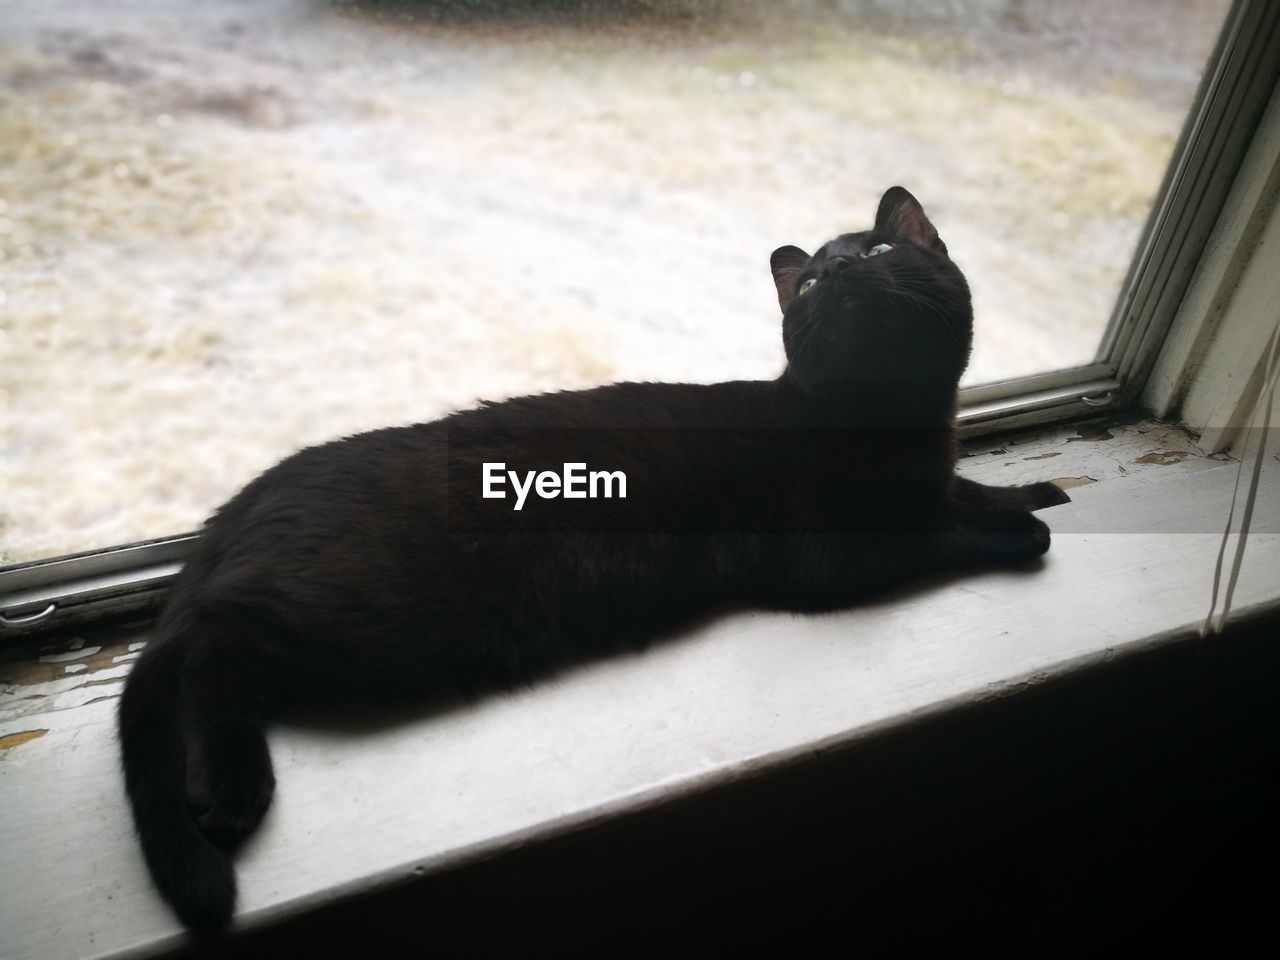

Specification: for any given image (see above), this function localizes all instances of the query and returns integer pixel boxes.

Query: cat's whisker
[889,286,962,349]
[784,303,823,358]
[783,313,816,349]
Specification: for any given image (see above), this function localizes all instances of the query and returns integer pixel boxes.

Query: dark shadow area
[272,545,1047,738]
[166,610,1280,954]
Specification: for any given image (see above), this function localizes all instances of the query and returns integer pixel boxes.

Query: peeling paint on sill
[38,646,102,664]
[1067,425,1115,442]
[1,626,141,721]
[1134,450,1191,465]
[0,729,49,753]
[957,416,1228,492]
[0,672,129,723]
[1052,476,1099,489]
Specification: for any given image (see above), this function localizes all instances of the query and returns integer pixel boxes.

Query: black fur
[118,186,1070,932]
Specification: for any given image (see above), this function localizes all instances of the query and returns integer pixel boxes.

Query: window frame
[2,0,1277,639]
[958,0,1280,434]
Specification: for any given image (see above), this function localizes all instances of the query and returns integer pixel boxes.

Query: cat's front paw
[981,509,1052,559]
[1026,481,1071,510]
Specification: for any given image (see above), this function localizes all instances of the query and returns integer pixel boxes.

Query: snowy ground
[0,0,1229,562]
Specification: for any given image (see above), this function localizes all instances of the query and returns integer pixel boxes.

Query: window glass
[0,0,1232,563]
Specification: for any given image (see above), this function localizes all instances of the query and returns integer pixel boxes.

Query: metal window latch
[0,603,57,628]
[1080,391,1115,407]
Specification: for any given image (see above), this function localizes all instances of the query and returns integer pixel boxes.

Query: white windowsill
[1,417,1278,960]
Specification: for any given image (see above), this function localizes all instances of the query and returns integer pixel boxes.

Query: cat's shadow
[273,555,1049,741]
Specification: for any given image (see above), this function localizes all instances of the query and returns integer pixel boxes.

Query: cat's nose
[821,257,850,279]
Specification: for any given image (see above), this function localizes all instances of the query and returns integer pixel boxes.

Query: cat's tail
[118,611,270,932]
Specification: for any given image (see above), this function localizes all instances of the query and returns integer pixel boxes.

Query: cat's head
[770,187,973,411]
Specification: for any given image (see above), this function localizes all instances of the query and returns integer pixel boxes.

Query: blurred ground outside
[0,0,1230,562]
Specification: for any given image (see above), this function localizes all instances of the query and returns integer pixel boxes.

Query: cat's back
[217,378,762,514]
[190,379,767,578]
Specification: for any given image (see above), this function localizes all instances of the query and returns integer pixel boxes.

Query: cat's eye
[798,278,817,294]
[863,243,894,258]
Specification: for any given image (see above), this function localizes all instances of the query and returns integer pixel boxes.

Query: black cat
[118,186,1069,932]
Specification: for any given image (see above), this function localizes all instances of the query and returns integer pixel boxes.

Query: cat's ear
[770,245,811,312]
[875,186,948,257]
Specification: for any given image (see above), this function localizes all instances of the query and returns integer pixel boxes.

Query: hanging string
[1201,316,1280,637]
